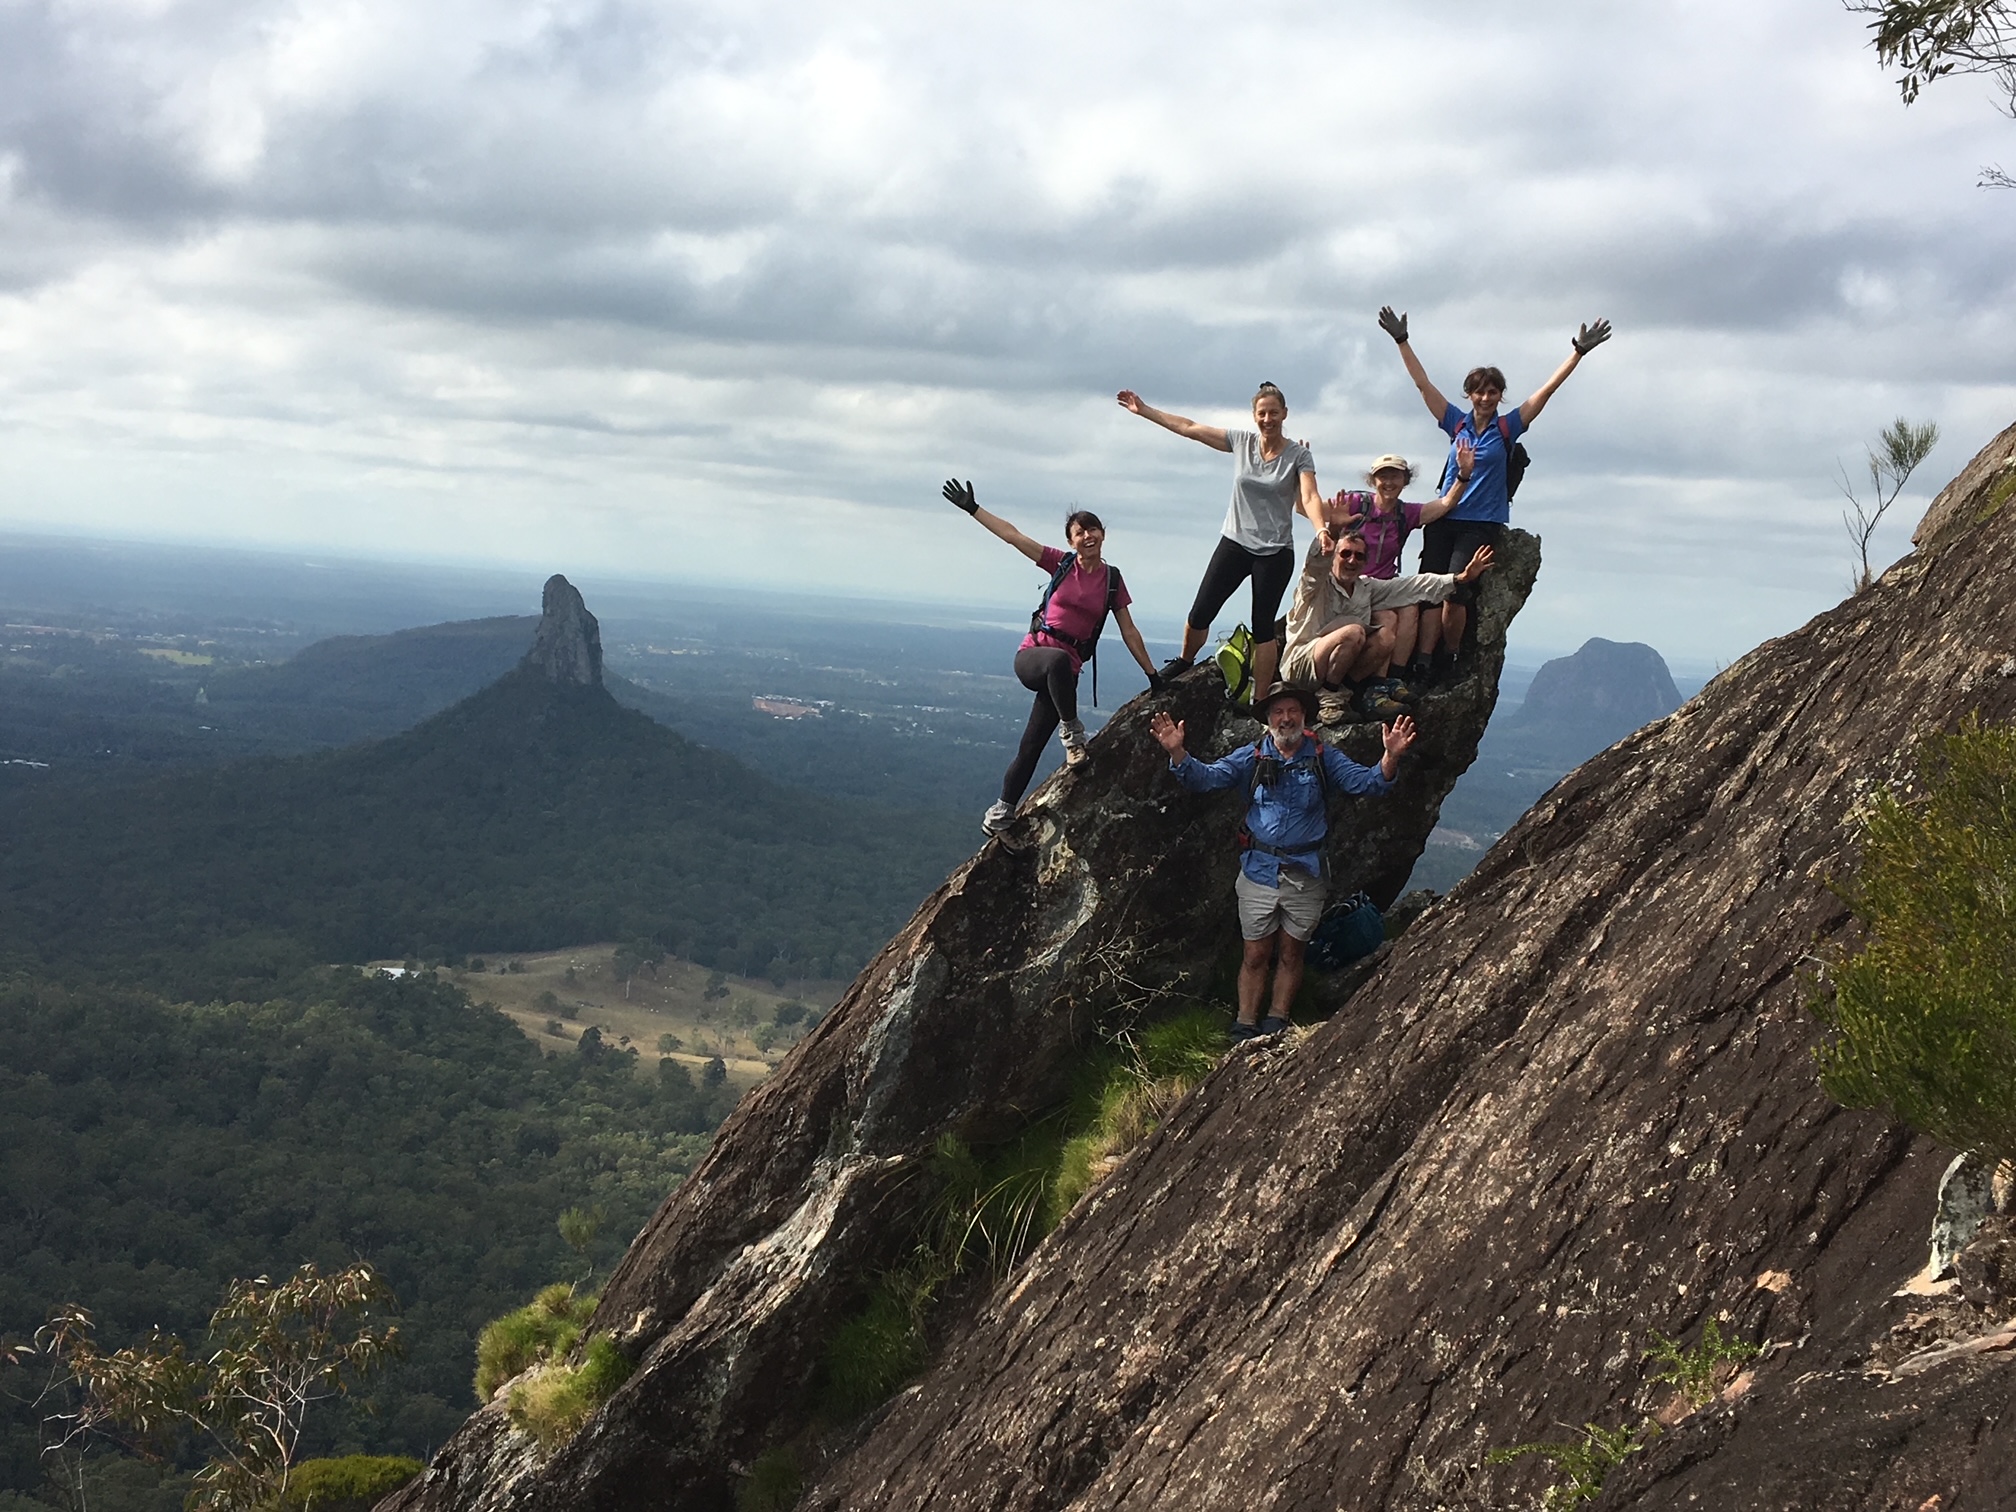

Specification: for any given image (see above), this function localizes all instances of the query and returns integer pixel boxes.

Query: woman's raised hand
[942,479,979,515]
[1115,390,1146,416]
[1572,319,1612,355]
[1377,306,1409,345]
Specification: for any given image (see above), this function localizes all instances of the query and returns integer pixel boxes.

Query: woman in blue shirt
[1375,306,1611,681]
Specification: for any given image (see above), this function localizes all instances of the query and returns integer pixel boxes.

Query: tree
[609,941,665,1000]
[1839,417,1939,592]
[1847,1,2016,183]
[34,1265,401,1512]
[1813,716,2016,1164]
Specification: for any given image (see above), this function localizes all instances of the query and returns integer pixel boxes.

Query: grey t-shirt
[1221,429,1315,551]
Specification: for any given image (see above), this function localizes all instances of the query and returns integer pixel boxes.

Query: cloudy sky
[1,0,2011,667]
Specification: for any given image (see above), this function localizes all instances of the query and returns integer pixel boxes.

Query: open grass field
[372,945,849,1094]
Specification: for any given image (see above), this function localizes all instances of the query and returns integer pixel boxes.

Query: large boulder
[380,534,1541,1512]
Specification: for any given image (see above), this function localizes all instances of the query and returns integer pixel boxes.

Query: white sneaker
[981,801,1013,836]
[1059,718,1089,767]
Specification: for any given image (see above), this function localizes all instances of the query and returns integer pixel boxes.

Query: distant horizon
[0,521,1733,682]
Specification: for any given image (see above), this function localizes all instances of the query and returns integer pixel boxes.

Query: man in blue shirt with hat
[1150,683,1415,1042]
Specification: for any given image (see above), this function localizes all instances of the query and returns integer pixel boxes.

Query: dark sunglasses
[1335,547,1367,561]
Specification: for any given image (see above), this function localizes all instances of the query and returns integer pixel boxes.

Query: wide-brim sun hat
[1256,683,1319,723]
[1369,454,1412,480]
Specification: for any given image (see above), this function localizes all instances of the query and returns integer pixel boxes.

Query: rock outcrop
[381,537,1540,1512]
[523,575,603,687]
[787,416,2016,1511]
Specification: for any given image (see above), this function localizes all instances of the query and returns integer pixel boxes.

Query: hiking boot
[1228,1019,1261,1044]
[1058,718,1089,767]
[981,801,1014,837]
[1379,675,1420,704]
[1257,1014,1292,1037]
[1357,683,1407,719]
[1157,655,1195,680]
[1316,688,1352,726]
[1406,658,1435,690]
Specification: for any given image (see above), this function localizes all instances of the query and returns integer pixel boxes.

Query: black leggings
[1186,536,1296,645]
[1000,645,1078,804]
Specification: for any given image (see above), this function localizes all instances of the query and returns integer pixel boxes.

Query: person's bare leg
[1392,605,1420,667]
[1238,934,1274,1025]
[1250,638,1280,697]
[1418,608,1443,656]
[1181,622,1209,660]
[1313,624,1367,686]
[1441,601,1470,655]
[1270,932,1307,1017]
[1352,624,1396,681]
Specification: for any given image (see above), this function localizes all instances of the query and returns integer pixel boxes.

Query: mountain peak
[522,574,603,686]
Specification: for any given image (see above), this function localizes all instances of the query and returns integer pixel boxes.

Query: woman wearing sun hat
[1324,443,1474,691]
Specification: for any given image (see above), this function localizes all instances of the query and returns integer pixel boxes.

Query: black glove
[1571,319,1612,355]
[942,478,978,515]
[1377,306,1409,345]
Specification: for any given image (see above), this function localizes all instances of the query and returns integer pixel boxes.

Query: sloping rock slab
[382,536,1539,1512]
[798,417,2016,1511]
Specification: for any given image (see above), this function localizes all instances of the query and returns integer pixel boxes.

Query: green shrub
[735,1447,804,1512]
[1486,1421,1657,1512]
[278,1457,424,1512]
[506,1333,633,1449]
[472,1283,597,1403]
[1813,717,2016,1162]
[1644,1318,1759,1410]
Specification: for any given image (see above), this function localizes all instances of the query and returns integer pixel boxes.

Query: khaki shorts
[1236,865,1327,941]
[1279,642,1320,687]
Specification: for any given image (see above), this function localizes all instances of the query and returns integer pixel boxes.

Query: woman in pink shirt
[944,479,1160,837]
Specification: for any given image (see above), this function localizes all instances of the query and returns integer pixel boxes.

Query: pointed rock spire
[522,574,603,686]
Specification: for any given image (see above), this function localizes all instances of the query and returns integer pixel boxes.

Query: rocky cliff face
[789,417,2016,1511]
[380,537,1540,1512]
[523,575,603,686]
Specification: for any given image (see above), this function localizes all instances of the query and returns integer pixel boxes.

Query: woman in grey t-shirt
[1116,381,1333,698]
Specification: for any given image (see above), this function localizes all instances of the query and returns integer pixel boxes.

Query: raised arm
[1416,439,1476,526]
[1116,391,1232,452]
[1378,307,1451,420]
[1518,319,1611,426]
[942,479,1047,564]
[1297,467,1334,551]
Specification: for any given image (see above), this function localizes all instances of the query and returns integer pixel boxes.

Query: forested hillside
[0,968,730,1494]
[0,663,967,997]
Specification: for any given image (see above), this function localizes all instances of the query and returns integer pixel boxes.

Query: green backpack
[1214,623,1255,706]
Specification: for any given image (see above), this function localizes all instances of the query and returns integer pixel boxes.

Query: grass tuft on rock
[473,1282,599,1403]
[278,1456,424,1512]
[506,1332,633,1449]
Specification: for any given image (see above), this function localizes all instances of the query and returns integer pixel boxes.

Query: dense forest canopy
[0,969,732,1498]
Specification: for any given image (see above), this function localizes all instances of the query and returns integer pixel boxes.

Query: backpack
[1455,414,1530,499]
[1214,623,1255,706]
[1236,736,1332,876]
[1305,892,1385,971]
[1031,554,1124,705]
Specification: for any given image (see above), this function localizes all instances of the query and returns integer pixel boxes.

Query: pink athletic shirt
[1020,547,1131,673]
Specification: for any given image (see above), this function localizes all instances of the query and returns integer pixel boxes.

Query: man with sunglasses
[1282,531,1496,724]
[1149,686,1414,1042]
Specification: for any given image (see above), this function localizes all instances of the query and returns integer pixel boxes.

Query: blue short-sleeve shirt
[1438,404,1528,524]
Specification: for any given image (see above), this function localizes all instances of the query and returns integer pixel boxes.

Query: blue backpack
[1306,892,1385,972]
